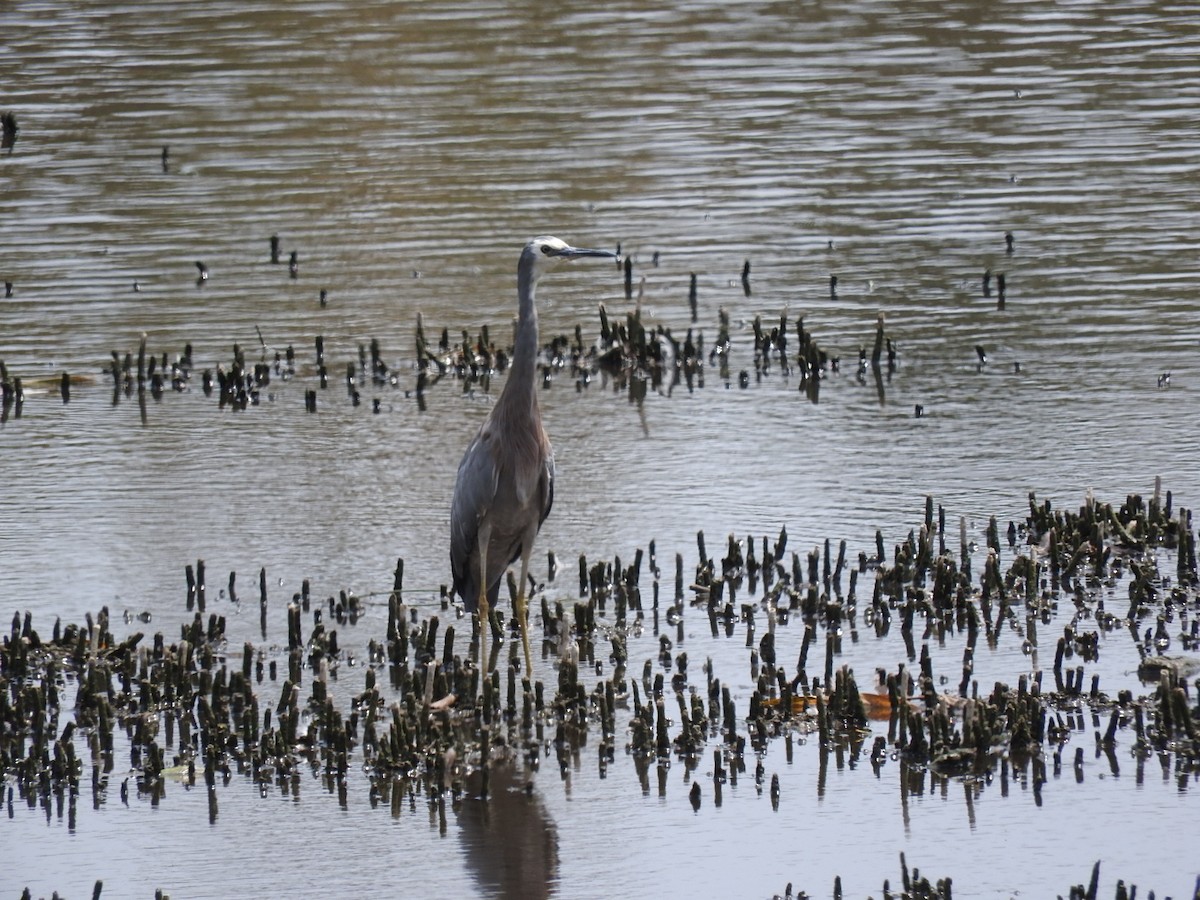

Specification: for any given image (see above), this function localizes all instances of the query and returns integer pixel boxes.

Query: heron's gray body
[449,382,554,614]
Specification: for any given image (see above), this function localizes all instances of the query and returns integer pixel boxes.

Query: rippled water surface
[2,1,1199,897]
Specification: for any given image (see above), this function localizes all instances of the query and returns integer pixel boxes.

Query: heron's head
[523,235,617,272]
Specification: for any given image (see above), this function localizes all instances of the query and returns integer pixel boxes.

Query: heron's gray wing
[450,429,500,606]
[538,450,555,528]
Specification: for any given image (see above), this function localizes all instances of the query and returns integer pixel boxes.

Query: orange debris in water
[761,691,894,720]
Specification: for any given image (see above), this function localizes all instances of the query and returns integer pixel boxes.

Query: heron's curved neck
[506,260,540,402]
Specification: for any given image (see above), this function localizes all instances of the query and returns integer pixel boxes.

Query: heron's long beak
[551,245,619,261]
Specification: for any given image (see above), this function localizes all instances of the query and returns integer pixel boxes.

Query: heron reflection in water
[450,235,617,678]
[456,762,559,899]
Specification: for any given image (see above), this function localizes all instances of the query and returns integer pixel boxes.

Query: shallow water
[2,0,1200,897]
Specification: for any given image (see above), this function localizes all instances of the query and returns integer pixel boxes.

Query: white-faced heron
[450,235,616,678]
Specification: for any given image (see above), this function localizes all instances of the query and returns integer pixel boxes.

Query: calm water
[2,0,1199,897]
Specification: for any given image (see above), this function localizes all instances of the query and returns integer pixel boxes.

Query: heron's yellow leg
[515,545,534,678]
[476,529,490,679]
[478,589,489,678]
